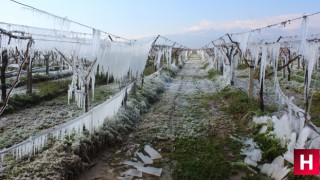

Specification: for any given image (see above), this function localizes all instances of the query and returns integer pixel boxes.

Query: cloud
[185,14,316,32]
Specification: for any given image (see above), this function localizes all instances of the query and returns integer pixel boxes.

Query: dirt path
[77,55,236,180]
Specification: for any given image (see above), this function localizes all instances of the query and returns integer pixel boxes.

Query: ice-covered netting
[231,32,251,56]
[0,22,91,39]
[0,22,94,57]
[152,45,178,70]
[66,39,153,109]
[201,15,320,179]
[260,156,290,180]
[98,40,153,81]
[203,47,221,69]
[153,47,162,70]
[0,82,134,162]
[299,17,308,61]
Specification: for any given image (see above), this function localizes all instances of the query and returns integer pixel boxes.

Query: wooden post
[84,84,89,112]
[122,88,128,106]
[131,76,136,95]
[259,78,264,111]
[141,74,144,88]
[287,51,291,81]
[304,68,309,125]
[26,56,32,94]
[1,50,8,102]
[248,65,254,98]
[230,60,235,86]
[287,64,291,81]
[44,54,50,75]
[282,57,286,79]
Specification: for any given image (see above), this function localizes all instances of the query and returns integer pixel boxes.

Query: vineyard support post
[1,50,8,102]
[248,64,254,98]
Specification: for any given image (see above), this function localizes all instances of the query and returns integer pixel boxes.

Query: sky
[1,0,320,48]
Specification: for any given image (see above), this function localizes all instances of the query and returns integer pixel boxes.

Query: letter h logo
[294,149,320,175]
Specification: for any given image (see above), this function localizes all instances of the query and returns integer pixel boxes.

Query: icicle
[92,29,101,58]
[299,16,308,61]
[259,44,268,87]
[304,43,320,100]
[296,126,312,148]
[271,43,280,66]
[241,138,262,167]
[168,47,172,65]
[157,49,162,69]
[271,114,291,145]
[284,132,296,164]
[248,45,261,68]
[233,32,251,57]
[67,83,74,104]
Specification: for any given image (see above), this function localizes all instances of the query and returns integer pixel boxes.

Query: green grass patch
[291,75,304,83]
[143,59,156,76]
[237,64,248,70]
[200,62,209,69]
[208,69,219,79]
[310,92,320,127]
[95,65,114,85]
[237,75,249,78]
[296,70,305,77]
[171,136,242,180]
[36,80,70,97]
[253,132,286,164]
[3,80,70,113]
[211,87,285,165]
[7,93,41,110]
[212,87,262,118]
[143,66,155,76]
[95,72,114,85]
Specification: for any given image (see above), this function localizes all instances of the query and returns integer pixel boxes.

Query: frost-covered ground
[234,69,305,108]
[2,55,297,179]
[0,83,120,150]
[0,63,176,179]
[77,55,235,179]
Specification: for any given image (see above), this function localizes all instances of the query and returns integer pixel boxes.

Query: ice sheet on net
[240,138,262,167]
[136,151,153,164]
[283,132,296,164]
[304,43,320,98]
[260,156,290,180]
[232,32,251,57]
[122,160,144,168]
[144,145,162,160]
[271,114,291,146]
[121,169,142,178]
[299,16,309,60]
[136,166,162,177]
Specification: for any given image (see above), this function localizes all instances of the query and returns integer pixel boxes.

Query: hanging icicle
[304,43,320,101]
[233,32,251,57]
[299,16,308,61]
[92,29,101,58]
